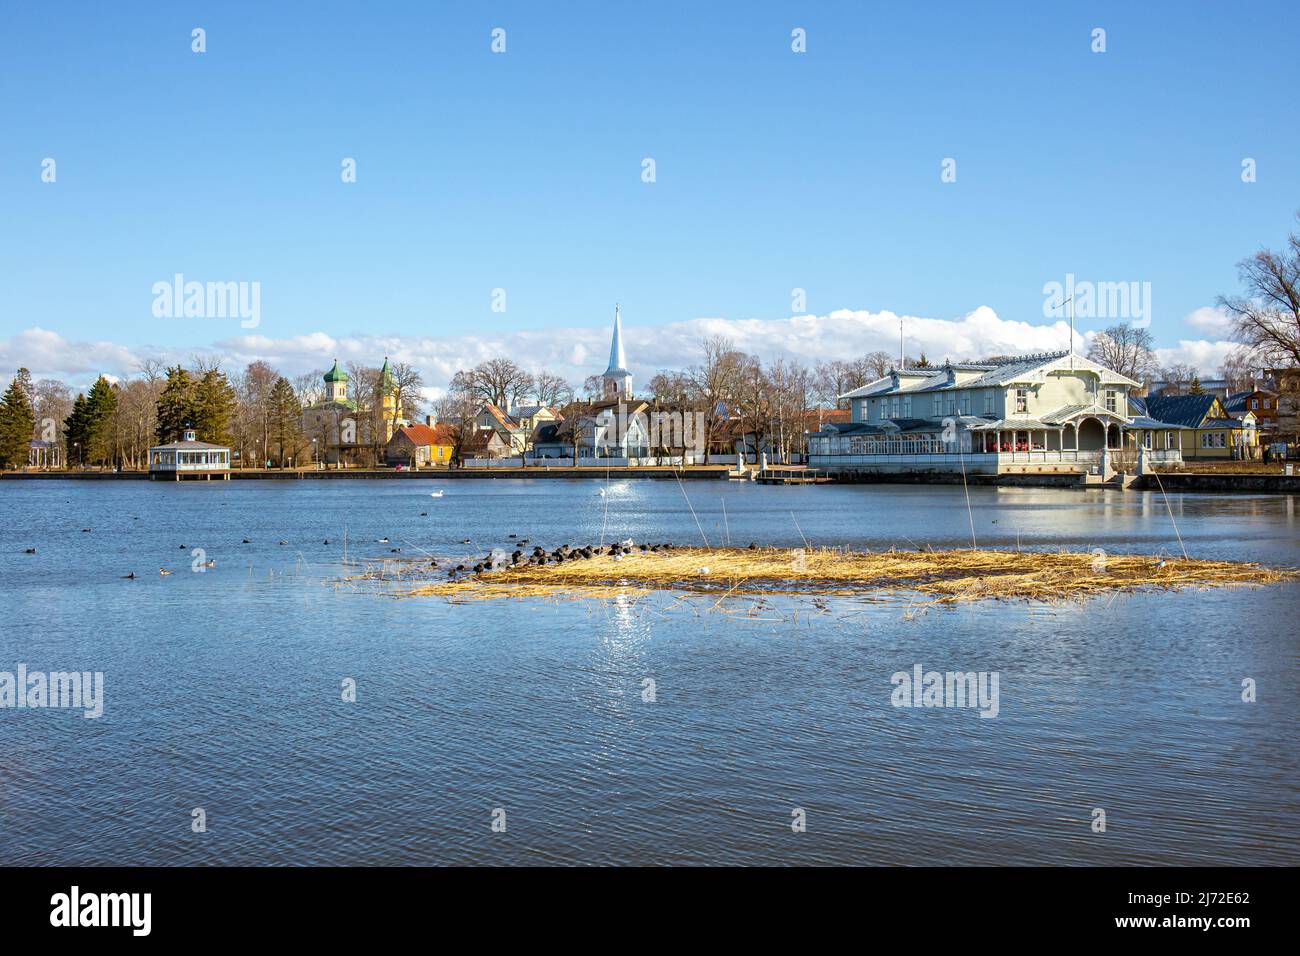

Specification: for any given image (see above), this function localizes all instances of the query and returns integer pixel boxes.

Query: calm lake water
[1,478,1297,866]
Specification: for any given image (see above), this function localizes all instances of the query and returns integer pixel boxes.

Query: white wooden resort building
[807,351,1185,477]
[148,429,232,480]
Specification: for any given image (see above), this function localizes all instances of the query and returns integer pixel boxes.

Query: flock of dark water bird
[439,540,678,579]
[19,488,692,588]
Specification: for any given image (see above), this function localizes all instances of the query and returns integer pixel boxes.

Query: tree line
[2,213,1297,469]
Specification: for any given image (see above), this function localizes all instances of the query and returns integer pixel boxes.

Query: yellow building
[1144,394,1259,460]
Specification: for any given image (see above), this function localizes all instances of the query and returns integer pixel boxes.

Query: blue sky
[1,1,1297,388]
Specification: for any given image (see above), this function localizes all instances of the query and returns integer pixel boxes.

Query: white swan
[429,491,444,498]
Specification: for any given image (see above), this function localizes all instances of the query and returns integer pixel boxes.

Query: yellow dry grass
[405,546,1295,606]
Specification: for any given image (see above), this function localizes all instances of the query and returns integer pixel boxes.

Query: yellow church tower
[377,356,403,442]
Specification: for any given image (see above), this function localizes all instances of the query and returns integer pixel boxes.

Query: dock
[755,466,832,485]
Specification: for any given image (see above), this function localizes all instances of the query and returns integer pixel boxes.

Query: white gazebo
[148,429,232,481]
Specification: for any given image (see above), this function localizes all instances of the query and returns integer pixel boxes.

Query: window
[983,391,994,415]
[1264,399,1271,409]
[1015,388,1028,414]
[890,398,900,419]
[960,394,970,415]
[1105,390,1118,413]
[1250,399,1259,409]
[901,397,912,417]
[945,395,956,416]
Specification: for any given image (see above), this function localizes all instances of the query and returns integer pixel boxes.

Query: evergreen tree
[1189,375,1204,395]
[268,376,303,464]
[191,369,238,444]
[84,376,117,465]
[0,373,36,469]
[155,366,196,444]
[64,393,91,466]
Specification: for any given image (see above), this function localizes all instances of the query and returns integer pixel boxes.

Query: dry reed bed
[406,546,1295,605]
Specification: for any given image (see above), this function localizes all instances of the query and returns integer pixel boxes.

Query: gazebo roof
[149,439,230,451]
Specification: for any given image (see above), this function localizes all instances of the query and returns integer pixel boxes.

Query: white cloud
[0,306,1247,392]
[1153,340,1240,375]
[1183,306,1233,335]
[0,327,141,383]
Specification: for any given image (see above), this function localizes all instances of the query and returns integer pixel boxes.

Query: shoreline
[3,468,1299,492]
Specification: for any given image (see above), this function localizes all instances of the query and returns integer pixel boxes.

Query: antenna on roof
[1050,294,1076,370]
[899,318,905,370]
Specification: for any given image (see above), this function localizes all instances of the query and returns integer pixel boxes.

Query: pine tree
[1189,375,1204,395]
[0,374,36,469]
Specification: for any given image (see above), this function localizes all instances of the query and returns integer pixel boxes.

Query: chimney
[426,414,437,427]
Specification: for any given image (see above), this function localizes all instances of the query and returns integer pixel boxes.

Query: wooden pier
[755,467,832,485]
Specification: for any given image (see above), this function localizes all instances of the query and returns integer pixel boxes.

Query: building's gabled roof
[1038,403,1129,425]
[481,404,521,431]
[149,439,229,450]
[1144,393,1224,429]
[461,429,507,453]
[957,352,1140,389]
[532,421,567,444]
[968,418,1053,431]
[839,352,1138,402]
[1128,415,1187,429]
[1224,391,1249,412]
[838,376,902,400]
[812,421,892,436]
[512,404,558,420]
[393,423,456,447]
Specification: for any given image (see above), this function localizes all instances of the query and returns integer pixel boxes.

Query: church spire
[605,304,627,375]
[601,304,632,399]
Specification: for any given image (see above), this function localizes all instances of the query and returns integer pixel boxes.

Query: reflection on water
[0,479,1296,865]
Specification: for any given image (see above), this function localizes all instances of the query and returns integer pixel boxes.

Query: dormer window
[1014,388,1028,414]
[182,429,197,442]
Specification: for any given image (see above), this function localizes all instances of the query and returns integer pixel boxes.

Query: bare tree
[686,336,747,464]
[450,358,534,410]
[647,370,691,405]
[1218,352,1259,393]
[863,350,894,380]
[1159,363,1199,395]
[1218,211,1300,367]
[389,361,425,421]
[1086,320,1159,382]
[431,387,478,464]
[532,370,573,407]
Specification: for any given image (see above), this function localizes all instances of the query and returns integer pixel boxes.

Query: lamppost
[312,438,317,469]
[73,442,80,469]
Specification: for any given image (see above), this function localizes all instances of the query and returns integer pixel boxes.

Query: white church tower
[601,304,633,399]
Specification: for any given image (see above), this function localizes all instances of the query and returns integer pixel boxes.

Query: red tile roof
[398,423,456,446]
